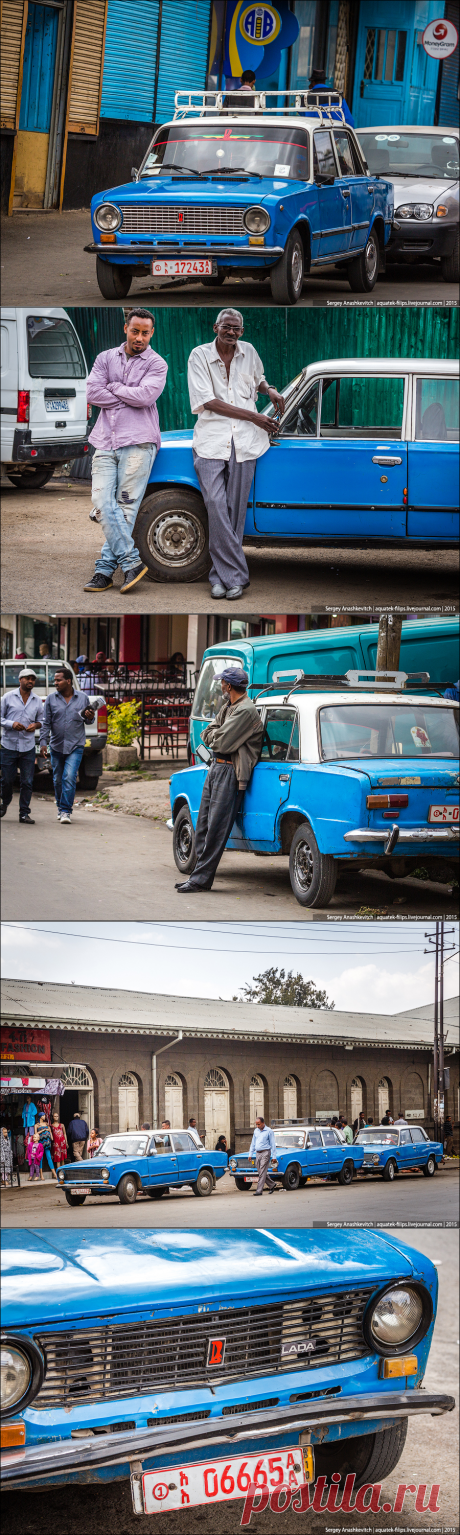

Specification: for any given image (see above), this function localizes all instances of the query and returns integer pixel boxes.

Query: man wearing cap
[1,667,43,824]
[176,665,263,892]
[188,309,284,600]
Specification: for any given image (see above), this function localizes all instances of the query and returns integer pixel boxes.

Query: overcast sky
[1,922,458,1015]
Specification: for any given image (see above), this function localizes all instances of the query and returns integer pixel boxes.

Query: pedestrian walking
[188,309,284,598]
[39,665,96,823]
[51,1114,68,1166]
[444,1116,454,1156]
[1,666,43,823]
[37,1115,58,1181]
[249,1116,278,1195]
[67,1111,89,1161]
[1,1127,14,1185]
[27,1128,44,1181]
[176,666,263,892]
[84,309,167,595]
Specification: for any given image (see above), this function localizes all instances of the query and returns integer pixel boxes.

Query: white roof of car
[302,357,459,378]
[357,124,458,137]
[259,690,457,711]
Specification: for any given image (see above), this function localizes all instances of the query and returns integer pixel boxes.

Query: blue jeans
[50,746,84,816]
[92,443,156,576]
[42,1146,55,1173]
[1,746,36,816]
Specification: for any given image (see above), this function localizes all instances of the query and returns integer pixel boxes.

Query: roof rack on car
[173,89,346,122]
[254,669,432,703]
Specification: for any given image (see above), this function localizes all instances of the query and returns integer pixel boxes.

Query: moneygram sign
[422,18,458,59]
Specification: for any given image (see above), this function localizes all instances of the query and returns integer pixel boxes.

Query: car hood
[391,174,458,207]
[93,176,302,209]
[326,759,459,789]
[1,1229,419,1328]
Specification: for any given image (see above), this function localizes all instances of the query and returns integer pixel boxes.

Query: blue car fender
[275,766,367,857]
[170,764,208,827]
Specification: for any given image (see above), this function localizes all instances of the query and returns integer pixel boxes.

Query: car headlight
[1,1345,31,1412]
[58,1169,64,1180]
[243,206,270,234]
[230,1160,236,1170]
[94,202,122,232]
[365,1283,432,1355]
[395,203,433,221]
[102,1168,110,1180]
[271,1159,278,1169]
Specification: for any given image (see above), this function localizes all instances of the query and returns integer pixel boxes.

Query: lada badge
[281,1338,317,1357]
[207,1337,226,1367]
[177,211,184,223]
[377,776,421,785]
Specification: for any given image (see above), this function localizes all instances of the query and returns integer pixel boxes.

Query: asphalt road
[1,209,457,307]
[1,795,458,919]
[3,1229,458,1535]
[3,480,458,614]
[1,1163,458,1229]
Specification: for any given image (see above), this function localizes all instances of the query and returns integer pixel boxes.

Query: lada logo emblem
[177,211,184,223]
[207,1336,226,1367]
[281,1338,317,1357]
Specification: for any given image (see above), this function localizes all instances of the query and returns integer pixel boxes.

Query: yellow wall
[14,129,49,206]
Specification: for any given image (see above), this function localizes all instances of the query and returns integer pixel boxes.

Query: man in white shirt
[187,309,285,599]
[249,1116,278,1196]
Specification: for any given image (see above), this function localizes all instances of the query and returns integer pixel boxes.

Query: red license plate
[428,804,459,823]
[151,258,213,276]
[139,1447,308,1514]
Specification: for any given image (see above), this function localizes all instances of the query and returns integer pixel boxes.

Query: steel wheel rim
[147,511,206,567]
[178,819,193,863]
[200,1173,211,1192]
[126,1181,136,1198]
[365,236,378,282]
[291,241,303,293]
[388,1162,395,1179]
[294,838,314,891]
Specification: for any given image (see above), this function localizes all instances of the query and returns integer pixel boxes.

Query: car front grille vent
[222,1397,279,1416]
[119,204,246,236]
[33,1288,373,1409]
[290,1386,342,1403]
[71,1421,136,1437]
[147,1410,211,1427]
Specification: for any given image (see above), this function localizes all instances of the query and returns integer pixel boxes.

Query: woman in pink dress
[27,1128,44,1181]
[51,1114,68,1166]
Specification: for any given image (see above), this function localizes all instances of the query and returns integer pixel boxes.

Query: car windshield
[274,1131,306,1148]
[98,1135,148,1158]
[357,1129,399,1145]
[140,124,310,181]
[319,704,459,759]
[357,131,459,179]
[192,656,243,720]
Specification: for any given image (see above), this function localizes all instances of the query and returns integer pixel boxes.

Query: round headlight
[366,1284,430,1354]
[395,204,413,219]
[230,1160,236,1169]
[1,1344,31,1411]
[413,203,433,220]
[94,202,122,232]
[243,206,270,234]
[102,1167,110,1180]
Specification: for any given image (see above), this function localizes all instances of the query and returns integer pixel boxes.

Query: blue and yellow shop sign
[223,2,299,80]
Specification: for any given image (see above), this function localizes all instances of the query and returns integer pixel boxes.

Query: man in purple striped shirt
[84,309,168,595]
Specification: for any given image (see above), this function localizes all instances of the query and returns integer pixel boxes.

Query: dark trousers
[190,761,244,888]
[1,748,36,816]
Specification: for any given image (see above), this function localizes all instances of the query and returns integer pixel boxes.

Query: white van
[1,307,89,490]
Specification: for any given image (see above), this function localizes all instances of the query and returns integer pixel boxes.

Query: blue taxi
[229,1124,364,1190]
[56,1129,227,1205]
[356,1125,444,1181]
[86,90,393,304]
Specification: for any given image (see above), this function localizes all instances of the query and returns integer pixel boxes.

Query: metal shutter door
[0,0,26,129]
[438,2,459,126]
[68,0,108,134]
[100,0,160,121]
[155,0,211,125]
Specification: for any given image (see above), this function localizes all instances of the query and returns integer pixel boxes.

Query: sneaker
[89,506,102,523]
[60,813,71,824]
[120,562,148,593]
[83,572,113,592]
[57,811,61,820]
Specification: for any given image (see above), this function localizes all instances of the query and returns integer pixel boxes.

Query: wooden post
[375,614,403,673]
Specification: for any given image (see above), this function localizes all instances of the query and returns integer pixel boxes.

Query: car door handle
[341,187,350,196]
[372,456,402,465]
[279,774,291,782]
[367,185,375,193]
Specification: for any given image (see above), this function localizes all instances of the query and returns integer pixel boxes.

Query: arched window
[283,1075,297,1120]
[351,1077,363,1126]
[164,1072,183,1127]
[378,1077,391,1121]
[249,1074,265,1122]
[61,1064,93,1123]
[204,1068,229,1148]
[61,1065,93,1089]
[404,1072,424,1119]
[315,1069,339,1116]
[118,1072,138,1132]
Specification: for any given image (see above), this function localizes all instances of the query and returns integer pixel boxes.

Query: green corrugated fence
[66,305,459,434]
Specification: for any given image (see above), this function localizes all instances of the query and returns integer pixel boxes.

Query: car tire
[441,230,459,282]
[289,822,337,908]
[96,258,133,299]
[172,806,196,874]
[192,1167,214,1197]
[283,1162,301,1191]
[316,1419,408,1489]
[423,1155,436,1177]
[64,1190,86,1206]
[347,232,379,292]
[269,228,304,305]
[383,1158,397,1181]
[117,1174,138,1204]
[77,768,99,791]
[6,467,55,491]
[338,1160,354,1186]
[134,488,210,583]
[147,1187,168,1198]
[235,1176,253,1190]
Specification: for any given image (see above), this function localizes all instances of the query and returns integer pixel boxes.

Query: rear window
[319,703,459,759]
[414,377,459,442]
[192,656,242,720]
[27,316,86,378]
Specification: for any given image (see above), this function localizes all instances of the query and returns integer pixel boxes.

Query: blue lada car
[169,675,459,908]
[229,1125,364,1190]
[356,1125,444,1181]
[1,1230,454,1515]
[56,1129,227,1206]
[86,90,393,304]
[132,358,459,583]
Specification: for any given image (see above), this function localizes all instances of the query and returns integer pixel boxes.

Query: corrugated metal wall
[438,1,459,127]
[0,0,25,128]
[67,0,107,134]
[100,0,160,122]
[67,304,459,434]
[155,0,212,123]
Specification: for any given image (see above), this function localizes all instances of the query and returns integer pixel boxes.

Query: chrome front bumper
[344,824,459,854]
[1,1391,454,1488]
[85,242,284,259]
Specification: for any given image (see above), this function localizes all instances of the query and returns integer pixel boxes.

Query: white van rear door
[25,314,88,444]
[1,315,18,459]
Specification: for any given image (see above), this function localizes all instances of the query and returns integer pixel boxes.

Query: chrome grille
[63,1167,106,1181]
[33,1288,373,1408]
[119,203,246,235]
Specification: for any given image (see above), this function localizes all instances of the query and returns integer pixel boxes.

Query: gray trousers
[193,443,255,588]
[256,1149,275,1193]
[189,760,244,888]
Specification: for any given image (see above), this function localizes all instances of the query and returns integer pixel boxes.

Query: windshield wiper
[201,167,263,179]
[157,164,207,179]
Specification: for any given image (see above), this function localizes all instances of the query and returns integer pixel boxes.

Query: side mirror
[131,166,138,180]
[315,174,336,186]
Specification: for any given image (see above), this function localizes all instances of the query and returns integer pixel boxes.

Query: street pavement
[1,794,458,919]
[2,1228,458,1535]
[1,209,457,307]
[2,478,458,614]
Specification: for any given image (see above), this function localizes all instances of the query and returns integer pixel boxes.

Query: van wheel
[441,230,459,282]
[147,1187,168,1198]
[270,228,304,305]
[338,1160,354,1186]
[423,1156,436,1177]
[173,806,196,874]
[235,1176,253,1190]
[7,467,55,491]
[78,768,99,791]
[192,1168,214,1197]
[347,233,379,292]
[135,489,210,583]
[96,258,133,299]
[117,1174,138,1204]
[283,1163,301,1191]
[383,1158,397,1181]
[64,1190,86,1206]
[289,823,337,908]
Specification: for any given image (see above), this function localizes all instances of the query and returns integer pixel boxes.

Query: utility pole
[376,614,403,673]
[424,922,456,1145]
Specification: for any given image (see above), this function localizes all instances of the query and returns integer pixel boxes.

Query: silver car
[356,124,459,281]
[0,659,107,791]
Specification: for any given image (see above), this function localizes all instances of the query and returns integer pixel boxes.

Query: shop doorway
[118,1073,139,1132]
[204,1068,230,1148]
[15,3,60,208]
[164,1073,183,1126]
[249,1074,265,1124]
[60,1065,94,1128]
[378,1077,391,1121]
[283,1075,297,1119]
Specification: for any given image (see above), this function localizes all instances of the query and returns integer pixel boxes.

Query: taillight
[367,794,409,809]
[190,753,195,765]
[17,389,30,423]
[87,403,92,419]
[97,705,107,731]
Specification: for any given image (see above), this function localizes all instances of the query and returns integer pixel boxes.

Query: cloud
[331,960,445,1014]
